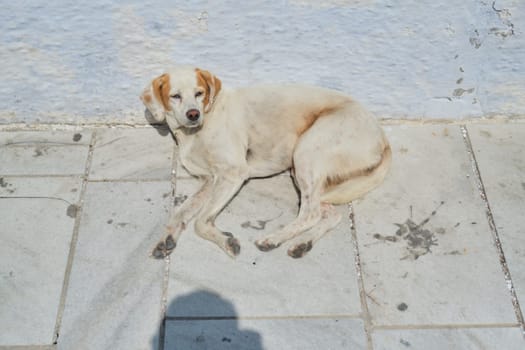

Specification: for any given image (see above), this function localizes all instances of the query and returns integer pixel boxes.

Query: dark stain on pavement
[0,177,15,193]
[241,220,269,230]
[397,302,408,311]
[373,201,446,260]
[67,204,78,218]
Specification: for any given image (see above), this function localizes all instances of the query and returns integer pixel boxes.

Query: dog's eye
[171,94,181,100]
[195,91,203,98]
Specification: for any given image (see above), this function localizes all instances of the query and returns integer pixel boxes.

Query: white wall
[1,0,523,124]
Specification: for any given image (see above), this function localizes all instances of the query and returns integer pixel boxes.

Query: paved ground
[1,121,524,350]
[2,2,523,349]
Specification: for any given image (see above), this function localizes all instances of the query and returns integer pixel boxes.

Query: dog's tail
[320,144,392,205]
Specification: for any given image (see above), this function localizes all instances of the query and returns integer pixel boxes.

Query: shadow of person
[152,290,263,350]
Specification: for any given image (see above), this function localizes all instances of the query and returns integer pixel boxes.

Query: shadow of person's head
[152,290,263,349]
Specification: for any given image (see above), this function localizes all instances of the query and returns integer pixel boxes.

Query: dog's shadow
[151,290,263,349]
[143,108,171,137]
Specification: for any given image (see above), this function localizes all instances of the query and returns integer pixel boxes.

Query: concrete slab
[0,131,91,176]
[372,327,525,350]
[89,128,174,180]
[468,123,525,308]
[165,316,366,350]
[167,176,362,318]
[0,176,81,202]
[0,130,91,145]
[352,125,516,325]
[57,181,171,350]
[0,177,81,345]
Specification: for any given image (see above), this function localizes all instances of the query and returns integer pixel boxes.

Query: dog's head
[140,66,222,129]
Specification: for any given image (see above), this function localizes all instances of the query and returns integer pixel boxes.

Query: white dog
[141,66,390,259]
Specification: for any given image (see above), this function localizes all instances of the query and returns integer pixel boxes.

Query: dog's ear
[140,73,171,123]
[195,68,222,113]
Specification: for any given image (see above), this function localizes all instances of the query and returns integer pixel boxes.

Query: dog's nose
[186,109,200,122]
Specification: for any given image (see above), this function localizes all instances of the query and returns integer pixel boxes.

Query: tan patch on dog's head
[195,68,222,113]
[142,93,152,104]
[152,73,171,111]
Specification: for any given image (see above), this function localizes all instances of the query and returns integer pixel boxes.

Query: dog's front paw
[288,240,313,259]
[225,236,241,257]
[151,234,177,259]
[255,238,281,252]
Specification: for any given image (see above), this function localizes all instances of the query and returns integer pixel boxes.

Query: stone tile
[0,177,82,345]
[468,123,525,306]
[89,127,174,180]
[57,181,171,350]
[166,314,366,350]
[167,175,361,318]
[0,131,91,176]
[352,125,516,325]
[0,176,81,203]
[373,327,525,350]
[0,130,91,146]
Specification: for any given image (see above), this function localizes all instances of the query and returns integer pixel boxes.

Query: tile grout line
[460,124,525,336]
[52,130,97,345]
[163,318,521,327]
[165,314,366,321]
[156,144,179,350]
[87,178,174,183]
[0,346,56,350]
[0,176,173,181]
[348,203,374,350]
[157,254,170,350]
[1,116,525,131]
[3,143,88,148]
[0,174,85,178]
[374,323,522,330]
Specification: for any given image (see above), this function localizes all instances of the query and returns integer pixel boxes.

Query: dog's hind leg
[255,165,325,251]
[287,203,342,258]
[255,107,370,253]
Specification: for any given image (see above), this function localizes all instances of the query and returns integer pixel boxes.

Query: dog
[141,66,390,259]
